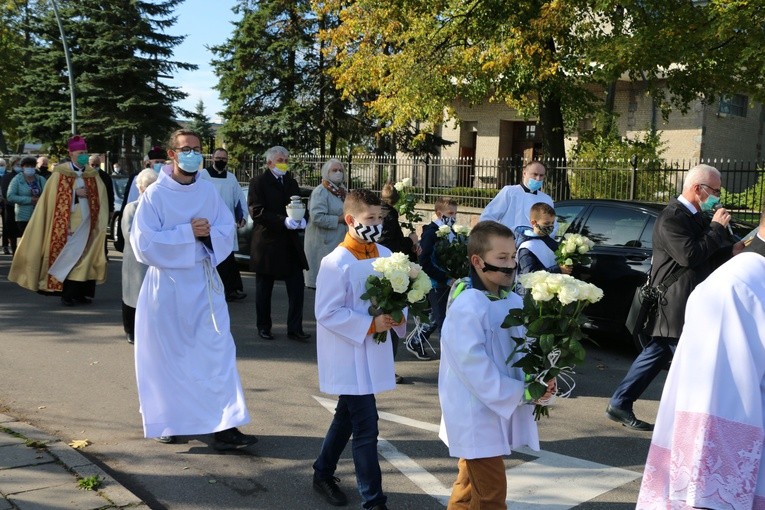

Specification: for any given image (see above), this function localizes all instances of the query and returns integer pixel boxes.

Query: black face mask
[481,262,516,275]
[213,160,227,171]
[39,166,48,173]
[536,224,555,236]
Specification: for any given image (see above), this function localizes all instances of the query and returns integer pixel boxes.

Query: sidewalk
[0,413,146,510]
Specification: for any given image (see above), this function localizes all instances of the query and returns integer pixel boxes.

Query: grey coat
[121,200,148,307]
[303,184,346,287]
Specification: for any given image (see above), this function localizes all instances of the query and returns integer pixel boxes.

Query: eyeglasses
[700,183,721,197]
[174,146,202,155]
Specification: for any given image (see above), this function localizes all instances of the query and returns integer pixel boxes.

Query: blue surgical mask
[177,152,203,173]
[527,178,543,192]
[23,167,36,177]
[13,166,22,173]
[700,193,720,212]
[0,167,5,176]
[152,162,163,173]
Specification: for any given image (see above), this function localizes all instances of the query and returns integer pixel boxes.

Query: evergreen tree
[0,1,29,153]
[188,100,215,152]
[12,0,195,155]
[212,0,369,157]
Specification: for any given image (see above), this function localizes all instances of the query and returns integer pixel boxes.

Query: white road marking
[313,396,640,508]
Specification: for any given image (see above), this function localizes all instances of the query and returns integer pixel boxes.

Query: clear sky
[163,0,239,123]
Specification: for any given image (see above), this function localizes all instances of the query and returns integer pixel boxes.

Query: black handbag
[625,265,687,348]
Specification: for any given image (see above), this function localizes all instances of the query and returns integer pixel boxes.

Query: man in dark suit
[744,209,765,256]
[606,164,745,431]
[248,146,309,342]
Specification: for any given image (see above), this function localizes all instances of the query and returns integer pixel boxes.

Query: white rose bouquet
[555,233,594,267]
[502,271,604,420]
[434,224,470,280]
[361,252,433,343]
[392,178,422,233]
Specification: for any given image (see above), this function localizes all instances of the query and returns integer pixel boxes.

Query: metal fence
[232,154,764,215]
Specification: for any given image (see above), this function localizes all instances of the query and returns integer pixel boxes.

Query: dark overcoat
[649,197,733,338]
[247,169,308,278]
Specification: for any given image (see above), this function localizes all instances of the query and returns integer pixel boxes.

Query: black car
[553,199,754,349]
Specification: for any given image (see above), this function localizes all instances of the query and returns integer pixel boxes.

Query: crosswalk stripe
[312,396,640,508]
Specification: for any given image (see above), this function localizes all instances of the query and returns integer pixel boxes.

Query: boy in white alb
[312,189,406,510]
[516,202,572,294]
[439,220,552,509]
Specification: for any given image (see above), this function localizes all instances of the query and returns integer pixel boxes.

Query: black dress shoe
[75,296,92,305]
[258,329,274,340]
[606,404,654,431]
[313,476,348,506]
[288,331,311,342]
[154,435,176,444]
[212,427,258,450]
[126,333,134,344]
[226,290,247,302]
[61,297,76,307]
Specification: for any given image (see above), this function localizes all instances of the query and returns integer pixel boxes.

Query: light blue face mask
[0,167,5,176]
[700,193,720,212]
[152,162,163,173]
[13,166,22,173]
[527,178,543,192]
[177,152,203,173]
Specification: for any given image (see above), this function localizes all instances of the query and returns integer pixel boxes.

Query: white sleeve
[480,187,511,223]
[130,196,197,269]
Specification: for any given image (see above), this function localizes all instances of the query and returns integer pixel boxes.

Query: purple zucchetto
[67,135,88,152]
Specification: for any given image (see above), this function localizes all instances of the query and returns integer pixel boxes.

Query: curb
[0,413,146,509]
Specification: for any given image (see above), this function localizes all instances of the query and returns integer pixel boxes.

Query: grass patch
[77,474,103,491]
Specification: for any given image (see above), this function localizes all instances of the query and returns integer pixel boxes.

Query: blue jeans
[313,394,386,509]
[610,336,677,411]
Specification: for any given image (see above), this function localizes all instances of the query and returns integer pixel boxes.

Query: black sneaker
[405,338,432,361]
[213,427,258,450]
[313,476,348,506]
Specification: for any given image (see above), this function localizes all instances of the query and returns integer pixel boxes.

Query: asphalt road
[0,248,666,509]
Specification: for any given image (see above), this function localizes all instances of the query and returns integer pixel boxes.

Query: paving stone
[45,442,92,469]
[0,433,25,448]
[9,484,114,510]
[1,423,57,446]
[0,496,13,510]
[0,462,71,495]
[0,443,55,470]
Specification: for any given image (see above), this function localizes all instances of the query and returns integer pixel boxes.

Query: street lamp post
[49,0,76,135]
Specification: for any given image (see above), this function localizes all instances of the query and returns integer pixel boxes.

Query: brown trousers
[447,456,507,510]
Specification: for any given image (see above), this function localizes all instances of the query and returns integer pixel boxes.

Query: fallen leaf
[208,479,217,484]
[38,406,46,410]
[69,439,91,449]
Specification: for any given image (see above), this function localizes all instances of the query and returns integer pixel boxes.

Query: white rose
[564,258,574,266]
[413,272,432,292]
[408,263,422,279]
[437,225,452,237]
[530,285,554,302]
[578,245,590,254]
[557,281,581,305]
[402,177,412,187]
[407,289,425,303]
[388,271,410,294]
[394,181,404,191]
[453,224,470,236]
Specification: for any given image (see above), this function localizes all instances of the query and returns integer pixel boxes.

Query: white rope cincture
[202,258,224,333]
[405,316,436,355]
[530,347,576,407]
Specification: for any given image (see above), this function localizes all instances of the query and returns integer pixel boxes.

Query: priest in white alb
[637,211,765,510]
[130,129,257,449]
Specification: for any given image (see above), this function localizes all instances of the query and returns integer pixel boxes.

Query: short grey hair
[88,154,101,165]
[135,168,158,193]
[683,164,720,192]
[321,158,344,181]
[264,146,289,164]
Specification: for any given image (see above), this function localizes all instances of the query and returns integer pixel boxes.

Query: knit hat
[148,146,167,160]
[68,135,87,152]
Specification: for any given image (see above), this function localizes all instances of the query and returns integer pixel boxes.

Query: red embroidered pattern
[46,175,75,291]
[638,411,765,509]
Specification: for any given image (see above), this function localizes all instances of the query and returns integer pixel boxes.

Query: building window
[525,124,536,140]
[719,94,748,118]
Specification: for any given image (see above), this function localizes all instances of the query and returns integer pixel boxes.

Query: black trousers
[217,252,244,295]
[62,279,96,300]
[255,270,304,334]
[122,301,136,336]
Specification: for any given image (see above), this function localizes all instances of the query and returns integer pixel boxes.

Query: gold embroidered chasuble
[8,163,108,292]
